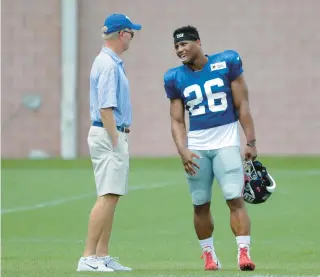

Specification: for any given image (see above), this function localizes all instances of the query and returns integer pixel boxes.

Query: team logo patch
[176,33,184,38]
[210,61,226,71]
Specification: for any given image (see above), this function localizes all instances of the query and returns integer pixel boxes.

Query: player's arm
[164,70,200,174]
[164,70,188,154]
[170,99,200,175]
[231,74,257,159]
[170,98,188,155]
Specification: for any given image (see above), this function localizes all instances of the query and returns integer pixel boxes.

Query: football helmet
[243,160,277,204]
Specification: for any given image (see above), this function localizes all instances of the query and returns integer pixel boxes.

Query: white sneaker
[77,256,114,272]
[99,256,132,271]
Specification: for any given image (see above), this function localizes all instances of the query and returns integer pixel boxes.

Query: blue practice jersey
[164,50,243,131]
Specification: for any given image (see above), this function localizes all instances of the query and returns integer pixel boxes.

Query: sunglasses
[119,30,134,39]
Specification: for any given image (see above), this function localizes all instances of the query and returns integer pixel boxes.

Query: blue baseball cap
[103,14,142,34]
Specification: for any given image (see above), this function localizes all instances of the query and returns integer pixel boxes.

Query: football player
[164,25,257,271]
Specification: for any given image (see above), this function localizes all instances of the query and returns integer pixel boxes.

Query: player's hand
[244,145,257,161]
[180,149,201,176]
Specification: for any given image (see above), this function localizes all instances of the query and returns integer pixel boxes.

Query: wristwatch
[246,140,256,147]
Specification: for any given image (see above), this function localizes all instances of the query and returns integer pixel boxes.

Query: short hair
[101,26,119,40]
[173,25,200,40]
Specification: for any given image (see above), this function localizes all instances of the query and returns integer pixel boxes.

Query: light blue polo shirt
[89,47,132,127]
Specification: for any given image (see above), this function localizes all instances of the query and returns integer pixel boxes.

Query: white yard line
[1,181,177,215]
[2,168,320,215]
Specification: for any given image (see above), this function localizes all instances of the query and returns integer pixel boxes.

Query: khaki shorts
[87,126,129,196]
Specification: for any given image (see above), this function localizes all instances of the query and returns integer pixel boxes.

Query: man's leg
[193,202,221,269]
[213,146,255,271]
[187,150,220,270]
[95,194,119,256]
[77,194,117,272]
[78,128,129,272]
[94,132,132,271]
[226,198,250,238]
[77,128,117,272]
[194,202,213,240]
[84,194,119,257]
[227,197,254,271]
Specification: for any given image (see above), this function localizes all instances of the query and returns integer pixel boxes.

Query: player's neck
[188,55,208,71]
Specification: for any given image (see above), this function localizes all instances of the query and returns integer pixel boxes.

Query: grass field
[1,156,320,277]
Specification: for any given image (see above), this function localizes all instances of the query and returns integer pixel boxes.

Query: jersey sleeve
[225,50,244,82]
[164,69,181,99]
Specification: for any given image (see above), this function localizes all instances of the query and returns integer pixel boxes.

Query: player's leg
[213,146,255,271]
[186,149,220,270]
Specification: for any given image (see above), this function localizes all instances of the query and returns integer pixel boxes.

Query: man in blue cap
[77,14,141,272]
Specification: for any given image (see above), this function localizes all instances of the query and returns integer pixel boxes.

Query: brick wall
[2,0,320,158]
[2,0,61,158]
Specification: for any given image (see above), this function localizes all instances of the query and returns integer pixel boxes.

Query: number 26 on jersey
[183,78,227,116]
